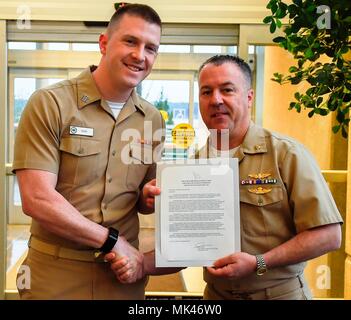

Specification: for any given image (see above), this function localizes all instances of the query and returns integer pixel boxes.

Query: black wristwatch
[99,227,119,253]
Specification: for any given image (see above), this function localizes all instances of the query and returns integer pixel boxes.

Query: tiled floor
[6,225,204,295]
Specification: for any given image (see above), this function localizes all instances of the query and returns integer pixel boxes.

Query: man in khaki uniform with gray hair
[196,54,343,300]
[13,4,172,299]
[108,54,343,299]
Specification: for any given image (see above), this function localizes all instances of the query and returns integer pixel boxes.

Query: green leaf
[287,4,298,16]
[291,77,302,85]
[271,2,278,13]
[305,48,314,59]
[273,36,286,43]
[289,102,296,110]
[298,59,305,68]
[292,0,302,6]
[332,125,340,133]
[337,58,343,69]
[294,92,301,100]
[337,110,345,123]
[275,8,286,19]
[270,20,277,33]
[319,109,329,116]
[340,46,349,54]
[308,109,315,118]
[284,26,293,35]
[289,66,298,73]
[276,19,282,28]
[263,16,273,24]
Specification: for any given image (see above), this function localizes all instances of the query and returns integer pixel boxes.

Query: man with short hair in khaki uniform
[13,4,170,300]
[196,55,343,300]
[107,55,343,298]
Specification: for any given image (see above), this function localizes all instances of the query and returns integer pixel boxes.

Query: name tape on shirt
[69,126,94,137]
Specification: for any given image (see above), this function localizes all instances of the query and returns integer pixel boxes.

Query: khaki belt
[29,236,105,263]
[229,276,304,300]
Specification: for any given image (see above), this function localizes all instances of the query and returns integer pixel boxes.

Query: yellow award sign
[171,123,195,149]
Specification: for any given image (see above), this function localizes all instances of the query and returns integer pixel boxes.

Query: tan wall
[262,46,344,298]
[345,52,351,300]
[263,46,332,169]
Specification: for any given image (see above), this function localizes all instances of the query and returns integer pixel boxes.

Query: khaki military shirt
[198,122,343,291]
[13,66,165,250]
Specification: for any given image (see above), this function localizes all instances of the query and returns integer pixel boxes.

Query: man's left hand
[140,178,161,210]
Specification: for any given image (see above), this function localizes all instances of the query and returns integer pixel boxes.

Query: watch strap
[100,227,119,253]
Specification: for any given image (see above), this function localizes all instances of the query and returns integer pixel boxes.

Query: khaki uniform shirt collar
[76,65,145,120]
[77,66,101,109]
[236,121,267,161]
[197,121,267,160]
[116,90,145,124]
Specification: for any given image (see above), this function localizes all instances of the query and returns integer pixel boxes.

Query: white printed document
[155,158,240,267]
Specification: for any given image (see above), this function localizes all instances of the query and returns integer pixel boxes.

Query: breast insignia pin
[248,187,272,194]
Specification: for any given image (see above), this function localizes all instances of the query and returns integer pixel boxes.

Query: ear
[247,88,254,108]
[99,33,108,55]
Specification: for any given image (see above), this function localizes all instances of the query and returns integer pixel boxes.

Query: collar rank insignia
[241,173,277,186]
[248,187,272,194]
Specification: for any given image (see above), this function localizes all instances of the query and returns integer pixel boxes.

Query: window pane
[141,80,190,159]
[72,43,100,52]
[8,42,36,50]
[46,42,69,50]
[158,45,191,53]
[14,78,62,127]
[193,81,209,150]
[193,45,222,53]
[14,78,36,125]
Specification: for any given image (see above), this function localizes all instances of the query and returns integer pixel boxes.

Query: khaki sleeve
[280,143,343,233]
[12,89,61,174]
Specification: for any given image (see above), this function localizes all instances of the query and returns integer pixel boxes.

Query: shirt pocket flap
[59,137,101,157]
[240,186,284,206]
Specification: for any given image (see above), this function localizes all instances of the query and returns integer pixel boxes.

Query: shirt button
[102,203,107,209]
[78,148,84,154]
[255,145,261,151]
[108,177,112,183]
[258,198,264,206]
[112,150,116,156]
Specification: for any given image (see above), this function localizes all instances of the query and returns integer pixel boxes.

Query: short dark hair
[107,3,162,35]
[199,55,252,87]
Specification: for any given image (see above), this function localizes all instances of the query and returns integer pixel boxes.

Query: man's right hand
[105,236,144,283]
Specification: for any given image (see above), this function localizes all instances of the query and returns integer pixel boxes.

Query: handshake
[104,236,182,283]
[104,236,150,284]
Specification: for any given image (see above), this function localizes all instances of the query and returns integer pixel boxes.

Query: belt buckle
[94,250,103,259]
[231,291,253,300]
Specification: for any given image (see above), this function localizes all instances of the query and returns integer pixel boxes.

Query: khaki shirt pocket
[126,143,151,190]
[58,137,101,185]
[239,186,284,237]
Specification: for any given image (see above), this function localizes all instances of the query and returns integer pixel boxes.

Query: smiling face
[199,62,254,146]
[98,14,161,93]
